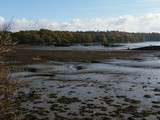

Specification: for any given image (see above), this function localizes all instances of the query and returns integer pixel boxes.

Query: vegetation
[9,29,160,46]
[0,48,21,120]
[0,19,15,46]
[0,65,20,120]
[0,28,160,46]
[0,19,20,120]
[11,30,141,46]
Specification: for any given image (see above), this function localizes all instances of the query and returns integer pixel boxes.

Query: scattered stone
[154,88,160,92]
[144,95,151,98]
[76,65,85,70]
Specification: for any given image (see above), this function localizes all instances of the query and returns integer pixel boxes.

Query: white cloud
[145,0,160,3]
[0,16,5,30]
[1,13,160,33]
[147,0,160,2]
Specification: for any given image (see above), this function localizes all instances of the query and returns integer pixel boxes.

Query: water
[21,41,160,51]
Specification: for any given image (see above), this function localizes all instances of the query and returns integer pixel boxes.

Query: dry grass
[5,47,142,64]
[0,46,10,54]
[0,47,21,120]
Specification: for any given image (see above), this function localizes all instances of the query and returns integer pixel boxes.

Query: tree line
[1,29,160,46]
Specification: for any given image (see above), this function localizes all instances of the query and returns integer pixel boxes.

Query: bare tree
[0,18,16,54]
[0,17,15,46]
[0,17,21,120]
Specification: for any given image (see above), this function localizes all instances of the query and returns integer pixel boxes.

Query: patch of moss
[48,93,57,98]
[154,88,160,92]
[140,110,153,117]
[124,98,141,104]
[152,101,160,104]
[50,103,69,112]
[57,96,81,104]
[23,114,38,120]
[102,97,114,104]
[144,95,151,98]
[152,105,160,108]
[122,105,138,114]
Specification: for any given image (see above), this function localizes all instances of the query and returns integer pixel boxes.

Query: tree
[0,18,15,46]
[100,33,108,46]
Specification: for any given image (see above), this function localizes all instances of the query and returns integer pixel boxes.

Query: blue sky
[0,0,160,32]
[0,0,159,21]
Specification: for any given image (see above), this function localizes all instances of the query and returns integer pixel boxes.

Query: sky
[0,0,160,32]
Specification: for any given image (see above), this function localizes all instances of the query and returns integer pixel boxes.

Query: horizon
[6,28,160,34]
[1,0,160,32]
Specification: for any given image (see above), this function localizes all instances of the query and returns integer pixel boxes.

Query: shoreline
[4,45,145,64]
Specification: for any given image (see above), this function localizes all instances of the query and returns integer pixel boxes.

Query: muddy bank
[133,46,160,50]
[3,46,145,64]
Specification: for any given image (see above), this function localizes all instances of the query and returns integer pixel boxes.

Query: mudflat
[2,45,160,120]
[4,45,146,63]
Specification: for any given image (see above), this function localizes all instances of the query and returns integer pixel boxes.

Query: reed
[0,46,21,120]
